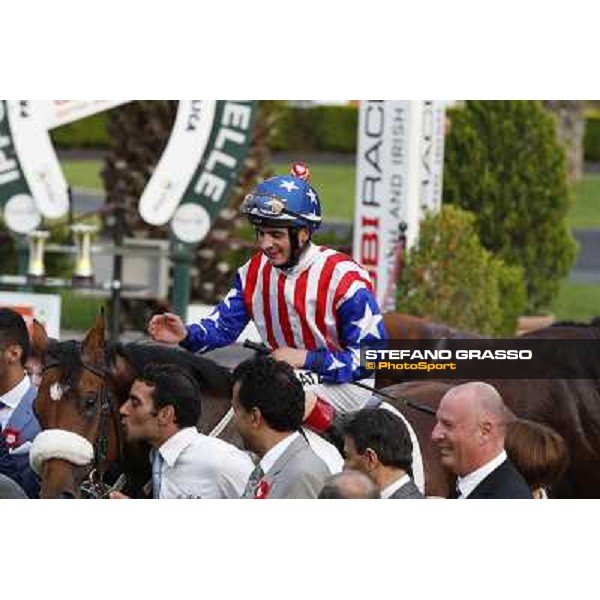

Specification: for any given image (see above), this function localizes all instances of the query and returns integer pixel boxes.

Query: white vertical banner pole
[418,100,446,214]
[403,100,424,250]
[353,100,422,311]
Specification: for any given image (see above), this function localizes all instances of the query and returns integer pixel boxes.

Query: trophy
[71,224,98,286]
[26,230,50,284]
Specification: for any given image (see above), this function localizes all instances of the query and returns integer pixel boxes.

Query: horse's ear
[82,311,106,363]
[29,319,50,357]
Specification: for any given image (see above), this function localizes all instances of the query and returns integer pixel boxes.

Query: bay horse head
[30,313,122,498]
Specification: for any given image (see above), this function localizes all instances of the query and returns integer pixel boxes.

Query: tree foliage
[399,206,527,336]
[443,100,577,312]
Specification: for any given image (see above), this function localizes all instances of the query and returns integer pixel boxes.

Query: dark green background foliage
[270,104,358,152]
[399,206,527,336]
[583,112,600,162]
[442,100,577,312]
[50,113,111,148]
[49,103,360,153]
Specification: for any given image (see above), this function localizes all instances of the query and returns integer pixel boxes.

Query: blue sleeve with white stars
[179,273,250,353]
[303,287,387,383]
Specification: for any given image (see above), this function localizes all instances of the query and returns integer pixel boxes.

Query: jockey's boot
[304,398,345,454]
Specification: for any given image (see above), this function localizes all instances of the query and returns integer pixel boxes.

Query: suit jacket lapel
[7,385,38,440]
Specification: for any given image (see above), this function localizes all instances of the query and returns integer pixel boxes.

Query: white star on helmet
[307,189,318,205]
[280,180,299,193]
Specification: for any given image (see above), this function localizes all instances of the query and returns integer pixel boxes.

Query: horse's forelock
[45,340,83,387]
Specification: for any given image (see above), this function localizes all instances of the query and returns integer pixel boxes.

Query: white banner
[353,101,413,311]
[139,100,218,226]
[6,100,69,219]
[353,100,445,311]
[0,291,61,338]
[42,100,128,130]
[419,100,446,213]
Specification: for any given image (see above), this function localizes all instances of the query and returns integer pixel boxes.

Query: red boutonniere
[2,427,21,450]
[254,479,270,499]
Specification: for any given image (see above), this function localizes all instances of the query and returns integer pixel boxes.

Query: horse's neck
[197,390,233,436]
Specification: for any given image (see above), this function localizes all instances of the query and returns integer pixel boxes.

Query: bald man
[432,382,532,499]
[318,470,381,499]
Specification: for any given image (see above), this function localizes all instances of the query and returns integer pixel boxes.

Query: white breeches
[295,369,375,414]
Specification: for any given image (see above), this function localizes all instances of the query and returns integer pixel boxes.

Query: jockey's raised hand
[148,312,187,344]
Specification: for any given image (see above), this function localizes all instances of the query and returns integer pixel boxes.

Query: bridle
[40,353,125,499]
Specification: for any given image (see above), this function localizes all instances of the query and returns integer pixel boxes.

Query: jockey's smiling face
[256,226,309,267]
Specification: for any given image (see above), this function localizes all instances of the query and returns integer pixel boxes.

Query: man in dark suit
[0,308,41,498]
[341,408,424,499]
[431,382,532,499]
[232,356,332,499]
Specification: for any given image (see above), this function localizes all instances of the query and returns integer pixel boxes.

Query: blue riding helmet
[241,173,322,233]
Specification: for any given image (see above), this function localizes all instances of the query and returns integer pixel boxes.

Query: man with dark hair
[0,308,41,498]
[232,356,332,499]
[111,363,253,499]
[342,408,424,499]
[318,470,381,499]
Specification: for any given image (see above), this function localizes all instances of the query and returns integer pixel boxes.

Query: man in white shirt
[0,308,40,498]
[341,408,424,499]
[110,363,253,499]
[431,382,532,499]
[232,356,332,499]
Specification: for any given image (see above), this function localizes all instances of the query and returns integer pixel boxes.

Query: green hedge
[443,100,577,313]
[271,104,358,152]
[47,102,360,153]
[584,111,600,162]
[45,104,600,162]
[50,113,111,148]
[399,206,527,336]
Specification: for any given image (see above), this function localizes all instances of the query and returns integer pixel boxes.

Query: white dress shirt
[259,431,300,475]
[456,450,508,499]
[381,474,411,499]
[155,427,254,499]
[0,373,30,430]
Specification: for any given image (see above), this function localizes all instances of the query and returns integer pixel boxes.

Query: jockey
[148,163,388,434]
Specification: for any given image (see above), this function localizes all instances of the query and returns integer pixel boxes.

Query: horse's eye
[83,393,97,412]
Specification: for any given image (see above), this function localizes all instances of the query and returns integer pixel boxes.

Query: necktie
[455,482,462,499]
[151,449,163,499]
[449,480,462,499]
[241,463,264,499]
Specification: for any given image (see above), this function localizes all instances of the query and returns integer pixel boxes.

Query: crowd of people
[0,304,568,499]
[0,164,570,500]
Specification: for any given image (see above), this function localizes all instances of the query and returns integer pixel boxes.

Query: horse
[382,312,484,341]
[378,320,600,498]
[30,314,239,499]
